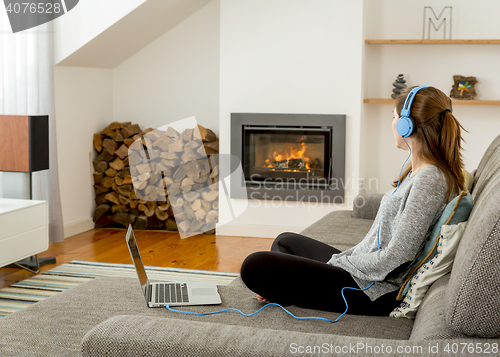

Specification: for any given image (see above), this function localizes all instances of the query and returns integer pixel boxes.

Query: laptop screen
[125,225,149,299]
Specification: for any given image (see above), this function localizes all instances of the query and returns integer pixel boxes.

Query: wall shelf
[364,99,500,106]
[365,39,500,44]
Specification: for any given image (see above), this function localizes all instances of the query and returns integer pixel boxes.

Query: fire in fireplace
[243,126,331,185]
[231,113,345,203]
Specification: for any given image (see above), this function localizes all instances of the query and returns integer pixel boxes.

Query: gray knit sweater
[327,165,448,301]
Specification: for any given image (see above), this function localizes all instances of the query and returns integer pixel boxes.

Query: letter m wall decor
[422,7,452,40]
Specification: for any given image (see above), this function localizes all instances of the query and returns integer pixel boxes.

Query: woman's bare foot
[257,294,271,303]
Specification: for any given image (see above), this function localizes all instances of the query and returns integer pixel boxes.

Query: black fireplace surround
[231,113,345,203]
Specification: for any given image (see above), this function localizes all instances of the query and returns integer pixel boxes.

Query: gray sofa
[0,135,499,356]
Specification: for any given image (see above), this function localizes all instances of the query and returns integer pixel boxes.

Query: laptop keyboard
[152,283,189,304]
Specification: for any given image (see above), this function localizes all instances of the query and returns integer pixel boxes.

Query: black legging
[240,232,399,316]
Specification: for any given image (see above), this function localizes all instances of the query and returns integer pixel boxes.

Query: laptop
[125,225,222,307]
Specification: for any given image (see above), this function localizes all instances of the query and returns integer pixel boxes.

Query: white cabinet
[0,199,49,268]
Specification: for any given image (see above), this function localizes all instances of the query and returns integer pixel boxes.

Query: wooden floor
[0,229,273,290]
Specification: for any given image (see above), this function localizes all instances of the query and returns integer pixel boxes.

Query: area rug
[0,260,239,317]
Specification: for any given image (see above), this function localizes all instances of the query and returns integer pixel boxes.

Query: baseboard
[64,218,94,239]
[215,223,304,238]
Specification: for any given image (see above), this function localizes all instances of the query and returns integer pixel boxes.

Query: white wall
[50,0,500,238]
[53,0,146,64]
[54,67,113,237]
[217,0,365,237]
[113,0,219,133]
[361,0,500,193]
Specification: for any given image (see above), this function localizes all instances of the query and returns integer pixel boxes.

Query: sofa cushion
[397,191,473,299]
[0,275,414,356]
[409,275,469,340]
[81,314,477,357]
[472,134,500,193]
[471,135,500,202]
[391,222,467,319]
[445,170,500,337]
[299,210,373,250]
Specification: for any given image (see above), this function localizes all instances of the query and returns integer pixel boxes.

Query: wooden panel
[365,39,500,44]
[0,115,30,172]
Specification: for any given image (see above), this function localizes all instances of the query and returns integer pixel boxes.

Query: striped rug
[0,260,239,317]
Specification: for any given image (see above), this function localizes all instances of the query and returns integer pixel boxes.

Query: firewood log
[204,140,219,153]
[201,190,218,202]
[182,128,194,142]
[184,140,200,151]
[94,214,114,228]
[147,216,164,229]
[201,200,211,211]
[133,215,148,230]
[178,220,190,232]
[181,150,200,163]
[155,207,169,221]
[184,192,200,202]
[191,199,202,211]
[93,204,110,222]
[93,173,103,185]
[102,138,119,156]
[108,121,122,130]
[121,124,142,138]
[95,150,115,163]
[165,127,180,139]
[153,136,173,152]
[206,210,218,223]
[144,201,157,217]
[101,176,115,189]
[113,130,124,142]
[104,168,117,178]
[111,204,128,213]
[169,138,185,153]
[116,185,132,197]
[112,213,136,227]
[109,158,124,171]
[158,201,171,211]
[94,185,108,195]
[95,193,108,205]
[129,200,138,209]
[123,138,135,147]
[93,133,103,152]
[114,144,129,160]
[165,218,178,231]
[195,208,207,221]
[105,192,120,205]
[197,125,217,142]
[118,195,131,206]
[93,161,108,174]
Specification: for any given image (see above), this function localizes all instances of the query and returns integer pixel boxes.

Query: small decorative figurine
[450,75,477,100]
[391,74,407,99]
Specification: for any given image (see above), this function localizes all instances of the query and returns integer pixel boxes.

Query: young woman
[240,86,466,316]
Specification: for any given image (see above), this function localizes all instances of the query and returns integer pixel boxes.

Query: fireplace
[231,113,345,203]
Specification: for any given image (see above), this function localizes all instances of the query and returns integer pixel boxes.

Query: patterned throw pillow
[397,191,473,299]
[390,221,467,319]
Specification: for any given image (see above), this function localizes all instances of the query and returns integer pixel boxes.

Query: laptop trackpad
[192,288,217,296]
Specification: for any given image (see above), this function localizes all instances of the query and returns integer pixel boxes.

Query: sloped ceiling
[56,0,212,69]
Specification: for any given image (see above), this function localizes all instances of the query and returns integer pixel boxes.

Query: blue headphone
[397,86,429,138]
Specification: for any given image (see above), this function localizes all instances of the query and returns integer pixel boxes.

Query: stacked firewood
[92,121,219,234]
